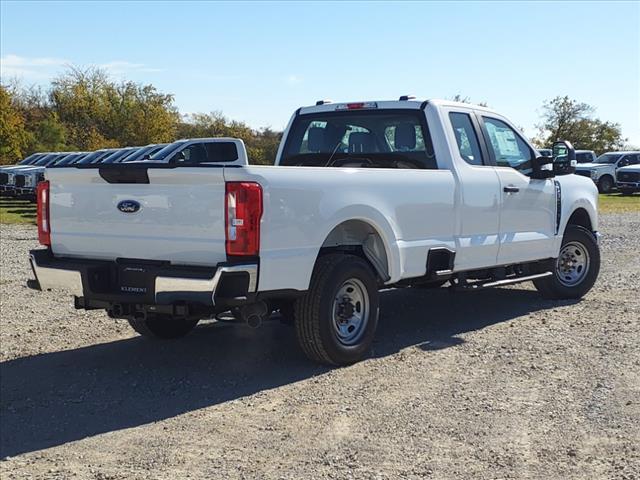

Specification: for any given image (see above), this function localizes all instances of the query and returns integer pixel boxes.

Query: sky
[1,1,639,145]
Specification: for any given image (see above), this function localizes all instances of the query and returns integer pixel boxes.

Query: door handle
[503,186,520,193]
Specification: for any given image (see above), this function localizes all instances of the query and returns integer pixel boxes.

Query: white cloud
[0,54,69,79]
[98,61,163,76]
[0,54,162,82]
[285,74,302,85]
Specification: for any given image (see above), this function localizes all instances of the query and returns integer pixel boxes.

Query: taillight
[37,180,51,246]
[225,182,262,256]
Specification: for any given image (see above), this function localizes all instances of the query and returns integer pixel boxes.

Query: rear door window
[449,112,484,166]
[173,142,239,164]
[204,142,238,162]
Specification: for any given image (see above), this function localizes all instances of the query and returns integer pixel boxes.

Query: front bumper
[0,185,16,196]
[29,249,258,309]
[14,187,36,199]
[616,181,640,189]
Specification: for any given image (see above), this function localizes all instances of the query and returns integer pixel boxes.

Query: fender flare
[315,205,403,284]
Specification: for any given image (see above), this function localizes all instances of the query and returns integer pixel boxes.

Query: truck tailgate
[47,167,227,266]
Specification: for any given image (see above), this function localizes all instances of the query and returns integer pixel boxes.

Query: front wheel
[597,175,614,194]
[534,225,600,299]
[294,254,379,366]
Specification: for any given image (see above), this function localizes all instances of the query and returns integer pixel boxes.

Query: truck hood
[617,165,640,174]
[15,167,44,175]
[1,165,45,174]
[0,165,40,173]
[574,163,610,170]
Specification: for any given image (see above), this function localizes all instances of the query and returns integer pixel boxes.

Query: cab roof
[298,98,497,115]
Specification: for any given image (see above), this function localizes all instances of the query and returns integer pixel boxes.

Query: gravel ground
[1,214,639,479]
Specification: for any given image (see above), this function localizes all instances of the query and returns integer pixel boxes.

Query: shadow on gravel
[0,287,569,457]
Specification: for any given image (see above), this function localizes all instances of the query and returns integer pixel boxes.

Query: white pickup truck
[29,98,601,365]
[574,151,640,193]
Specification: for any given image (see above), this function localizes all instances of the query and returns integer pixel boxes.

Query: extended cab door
[477,114,557,264]
[446,108,502,270]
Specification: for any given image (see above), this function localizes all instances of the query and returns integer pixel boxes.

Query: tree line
[0,67,630,165]
[0,67,280,165]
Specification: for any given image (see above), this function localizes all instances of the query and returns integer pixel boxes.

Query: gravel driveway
[1,214,639,479]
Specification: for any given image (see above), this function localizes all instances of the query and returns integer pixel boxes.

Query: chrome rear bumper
[29,249,258,306]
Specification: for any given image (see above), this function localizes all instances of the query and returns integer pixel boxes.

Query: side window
[618,155,631,167]
[449,112,484,166]
[204,142,239,162]
[175,143,207,163]
[482,117,533,173]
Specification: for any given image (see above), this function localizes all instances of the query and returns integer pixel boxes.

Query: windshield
[77,150,107,165]
[595,153,621,164]
[19,153,42,165]
[33,153,62,166]
[53,153,87,166]
[93,149,127,164]
[101,148,139,164]
[76,149,113,164]
[148,140,189,161]
[280,109,436,168]
[119,145,154,162]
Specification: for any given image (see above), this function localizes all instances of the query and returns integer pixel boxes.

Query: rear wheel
[534,225,600,299]
[597,175,614,194]
[294,254,379,366]
[128,314,199,339]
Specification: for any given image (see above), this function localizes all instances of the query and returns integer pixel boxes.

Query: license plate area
[118,265,155,296]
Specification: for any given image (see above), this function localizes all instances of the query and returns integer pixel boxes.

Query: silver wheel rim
[332,278,369,346]
[556,241,590,287]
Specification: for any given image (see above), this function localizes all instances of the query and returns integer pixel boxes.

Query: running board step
[454,271,552,291]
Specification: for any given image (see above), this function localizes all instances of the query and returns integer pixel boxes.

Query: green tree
[0,85,30,164]
[50,66,179,149]
[535,96,625,154]
[31,113,70,152]
[449,94,489,107]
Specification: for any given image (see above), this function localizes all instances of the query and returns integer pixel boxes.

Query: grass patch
[599,193,640,213]
[0,197,36,225]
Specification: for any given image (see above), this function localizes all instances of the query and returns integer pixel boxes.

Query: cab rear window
[281,109,436,169]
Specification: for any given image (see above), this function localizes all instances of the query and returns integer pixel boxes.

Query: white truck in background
[574,151,640,193]
[29,98,601,366]
[616,163,640,194]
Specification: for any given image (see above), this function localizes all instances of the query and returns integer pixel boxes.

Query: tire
[127,314,199,339]
[534,225,600,300]
[597,175,614,194]
[620,188,636,196]
[294,254,379,366]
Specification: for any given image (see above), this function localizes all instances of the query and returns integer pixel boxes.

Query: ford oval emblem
[117,200,141,213]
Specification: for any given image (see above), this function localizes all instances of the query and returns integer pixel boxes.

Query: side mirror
[169,151,186,164]
[552,140,576,175]
[142,154,151,160]
[531,155,555,179]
